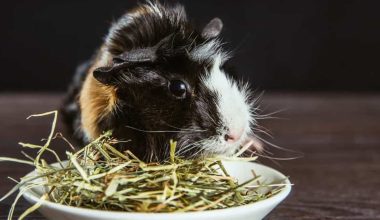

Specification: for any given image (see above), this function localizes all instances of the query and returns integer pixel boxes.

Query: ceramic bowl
[22,161,291,220]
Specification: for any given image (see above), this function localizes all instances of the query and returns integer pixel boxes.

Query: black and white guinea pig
[62,1,261,162]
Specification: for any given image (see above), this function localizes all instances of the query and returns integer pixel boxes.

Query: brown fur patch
[79,48,117,140]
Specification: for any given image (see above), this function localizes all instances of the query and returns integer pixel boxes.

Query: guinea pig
[62,1,260,162]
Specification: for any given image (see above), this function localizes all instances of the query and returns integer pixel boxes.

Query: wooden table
[1,93,379,219]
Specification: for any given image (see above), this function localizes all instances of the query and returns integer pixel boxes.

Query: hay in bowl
[0,111,291,220]
[21,161,291,220]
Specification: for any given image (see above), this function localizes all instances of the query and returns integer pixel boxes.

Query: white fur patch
[190,39,230,63]
[201,55,254,155]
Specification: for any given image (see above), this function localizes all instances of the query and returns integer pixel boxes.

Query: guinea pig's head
[80,2,257,161]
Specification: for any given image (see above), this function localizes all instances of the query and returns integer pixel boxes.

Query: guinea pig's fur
[62,1,257,162]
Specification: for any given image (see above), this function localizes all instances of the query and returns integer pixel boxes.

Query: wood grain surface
[0,93,379,220]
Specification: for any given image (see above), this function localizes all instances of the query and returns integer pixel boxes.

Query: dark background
[1,0,379,92]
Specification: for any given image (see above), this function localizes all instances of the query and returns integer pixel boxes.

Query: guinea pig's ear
[93,66,120,85]
[202,17,223,39]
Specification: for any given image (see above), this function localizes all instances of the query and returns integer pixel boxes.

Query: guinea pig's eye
[168,80,187,99]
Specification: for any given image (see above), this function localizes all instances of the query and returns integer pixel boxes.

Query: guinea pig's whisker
[254,123,272,134]
[252,134,303,157]
[241,148,257,158]
[253,109,287,120]
[176,139,205,156]
[163,121,207,132]
[179,137,214,158]
[124,125,203,133]
[196,137,219,155]
[194,145,210,159]
[161,122,207,132]
[252,149,282,167]
[251,150,301,161]
[261,147,275,156]
[251,126,273,139]
[177,145,199,157]
[178,143,204,157]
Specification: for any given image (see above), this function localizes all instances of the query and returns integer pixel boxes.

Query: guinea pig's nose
[224,130,243,143]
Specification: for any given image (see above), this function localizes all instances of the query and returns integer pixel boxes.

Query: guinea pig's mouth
[176,134,245,158]
[179,134,263,159]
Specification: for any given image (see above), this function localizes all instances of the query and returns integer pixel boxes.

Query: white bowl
[21,161,291,220]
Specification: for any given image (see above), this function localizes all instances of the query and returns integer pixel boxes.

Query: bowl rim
[21,161,291,218]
